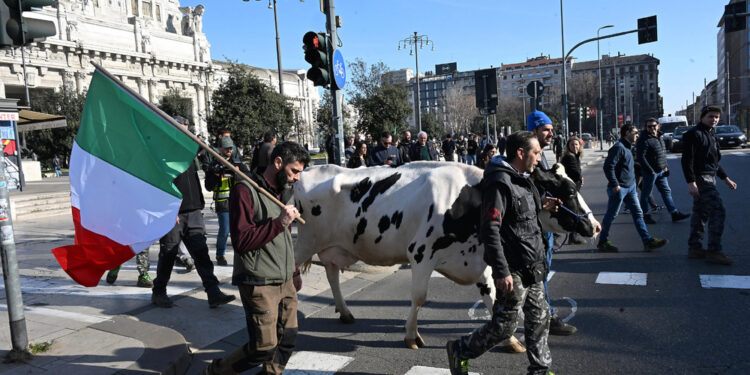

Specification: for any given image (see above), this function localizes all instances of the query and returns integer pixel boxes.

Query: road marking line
[547,270,556,282]
[284,351,354,374]
[595,272,647,286]
[405,366,480,375]
[431,271,445,278]
[0,275,201,300]
[561,297,578,323]
[468,299,491,321]
[699,275,750,289]
[0,304,108,324]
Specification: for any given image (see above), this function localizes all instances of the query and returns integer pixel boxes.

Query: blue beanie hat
[527,110,552,131]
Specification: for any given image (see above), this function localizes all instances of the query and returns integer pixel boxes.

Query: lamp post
[244,0,305,97]
[398,32,434,132]
[597,24,614,150]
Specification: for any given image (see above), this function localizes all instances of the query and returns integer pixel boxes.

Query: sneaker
[446,340,469,375]
[644,237,668,252]
[216,255,228,266]
[549,316,577,336]
[106,266,120,285]
[671,211,690,222]
[208,291,236,308]
[151,293,174,308]
[184,258,195,272]
[643,214,657,224]
[705,251,733,265]
[137,274,153,288]
[597,240,618,252]
[688,247,706,259]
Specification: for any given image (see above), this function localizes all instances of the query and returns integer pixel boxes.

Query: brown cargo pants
[206,280,298,375]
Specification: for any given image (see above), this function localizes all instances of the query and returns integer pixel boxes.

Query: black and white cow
[294,161,599,349]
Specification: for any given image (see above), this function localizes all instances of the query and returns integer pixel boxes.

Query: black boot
[549,315,577,336]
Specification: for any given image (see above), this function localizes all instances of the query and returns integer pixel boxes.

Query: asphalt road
[292,148,750,374]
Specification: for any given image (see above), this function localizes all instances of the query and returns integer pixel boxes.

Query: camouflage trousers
[455,274,551,375]
[135,249,149,275]
[688,178,725,252]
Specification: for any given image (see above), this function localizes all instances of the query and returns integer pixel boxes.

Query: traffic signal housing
[303,31,330,87]
[0,0,56,48]
[725,1,747,33]
[582,106,589,120]
[637,15,657,44]
[567,102,577,117]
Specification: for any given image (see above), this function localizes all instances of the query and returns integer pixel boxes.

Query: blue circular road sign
[332,49,346,90]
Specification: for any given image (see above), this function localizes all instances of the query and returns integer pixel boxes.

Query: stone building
[0,0,319,144]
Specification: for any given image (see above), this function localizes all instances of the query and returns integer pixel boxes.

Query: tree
[347,58,411,136]
[316,91,353,137]
[207,62,295,151]
[420,113,441,139]
[158,88,193,121]
[25,86,87,167]
[444,86,479,135]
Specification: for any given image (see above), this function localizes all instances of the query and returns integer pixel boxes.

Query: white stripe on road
[284,351,354,374]
[0,304,108,324]
[405,366,480,375]
[699,275,750,289]
[547,270,556,282]
[595,272,647,286]
[431,271,445,278]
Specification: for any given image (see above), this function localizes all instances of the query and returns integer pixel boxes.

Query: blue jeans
[216,211,230,257]
[542,232,555,316]
[599,184,651,243]
[640,171,677,215]
[466,154,475,165]
[54,167,61,177]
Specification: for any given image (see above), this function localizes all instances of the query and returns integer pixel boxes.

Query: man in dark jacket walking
[369,131,402,166]
[409,131,440,161]
[446,131,557,375]
[598,124,668,253]
[442,134,456,161]
[205,142,309,375]
[398,130,413,164]
[681,106,738,265]
[151,151,236,308]
[636,118,690,224]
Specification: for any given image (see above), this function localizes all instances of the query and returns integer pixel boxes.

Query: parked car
[669,126,691,153]
[581,133,593,142]
[714,125,747,149]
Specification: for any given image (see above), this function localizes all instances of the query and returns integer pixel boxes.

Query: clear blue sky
[182,0,725,117]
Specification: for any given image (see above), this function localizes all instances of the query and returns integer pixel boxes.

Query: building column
[194,83,206,137]
[147,79,155,103]
[74,71,86,94]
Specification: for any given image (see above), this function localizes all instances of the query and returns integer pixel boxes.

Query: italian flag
[52,69,198,287]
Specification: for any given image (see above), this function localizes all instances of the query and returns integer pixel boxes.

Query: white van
[658,115,689,151]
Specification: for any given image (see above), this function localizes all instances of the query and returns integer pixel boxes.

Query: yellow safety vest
[213,174,234,203]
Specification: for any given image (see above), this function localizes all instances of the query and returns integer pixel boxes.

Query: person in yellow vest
[205,136,249,266]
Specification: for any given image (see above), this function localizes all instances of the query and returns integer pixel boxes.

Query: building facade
[498,54,569,107]
[718,0,750,134]
[0,1,319,144]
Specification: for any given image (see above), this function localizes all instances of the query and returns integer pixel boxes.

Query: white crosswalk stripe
[699,275,750,289]
[285,351,355,374]
[595,272,647,286]
[404,365,480,375]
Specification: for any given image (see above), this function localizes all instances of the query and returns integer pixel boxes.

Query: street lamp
[244,0,305,97]
[597,24,614,150]
[398,32,434,132]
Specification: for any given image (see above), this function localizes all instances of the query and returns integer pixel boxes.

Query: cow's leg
[404,262,431,350]
[476,266,526,354]
[318,247,358,324]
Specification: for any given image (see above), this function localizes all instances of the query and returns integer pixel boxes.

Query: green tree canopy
[207,62,295,150]
[25,86,87,167]
[158,88,193,121]
[316,90,353,137]
[347,58,411,137]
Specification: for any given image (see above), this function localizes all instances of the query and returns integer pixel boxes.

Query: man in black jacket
[409,131,440,161]
[152,125,236,308]
[442,134,456,161]
[681,106,738,265]
[446,131,558,375]
[636,118,690,224]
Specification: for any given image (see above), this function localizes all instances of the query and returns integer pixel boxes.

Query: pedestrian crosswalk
[595,272,648,286]
[284,351,481,375]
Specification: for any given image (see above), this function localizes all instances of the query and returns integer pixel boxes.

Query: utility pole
[324,0,344,165]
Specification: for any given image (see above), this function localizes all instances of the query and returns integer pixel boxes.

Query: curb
[92,316,191,375]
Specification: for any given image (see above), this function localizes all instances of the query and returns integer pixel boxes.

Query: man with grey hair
[409,131,440,161]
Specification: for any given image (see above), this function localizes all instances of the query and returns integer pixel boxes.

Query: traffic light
[637,15,657,44]
[567,102,577,117]
[725,1,747,33]
[582,106,589,120]
[0,0,56,48]
[303,31,330,87]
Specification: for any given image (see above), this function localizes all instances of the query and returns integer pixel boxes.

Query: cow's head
[531,164,601,238]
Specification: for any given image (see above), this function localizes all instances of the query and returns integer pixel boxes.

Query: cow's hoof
[502,336,526,353]
[339,313,356,324]
[404,335,425,350]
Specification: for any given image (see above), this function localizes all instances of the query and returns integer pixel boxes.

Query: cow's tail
[301,258,313,274]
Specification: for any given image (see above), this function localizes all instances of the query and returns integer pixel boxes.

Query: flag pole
[88,62,306,225]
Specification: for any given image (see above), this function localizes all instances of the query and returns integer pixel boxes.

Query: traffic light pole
[482,74,490,142]
[324,0,344,165]
[0,155,30,362]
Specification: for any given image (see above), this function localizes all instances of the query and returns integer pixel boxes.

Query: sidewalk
[0,204,398,374]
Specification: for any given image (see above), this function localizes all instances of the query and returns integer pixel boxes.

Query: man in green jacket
[205,141,309,375]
